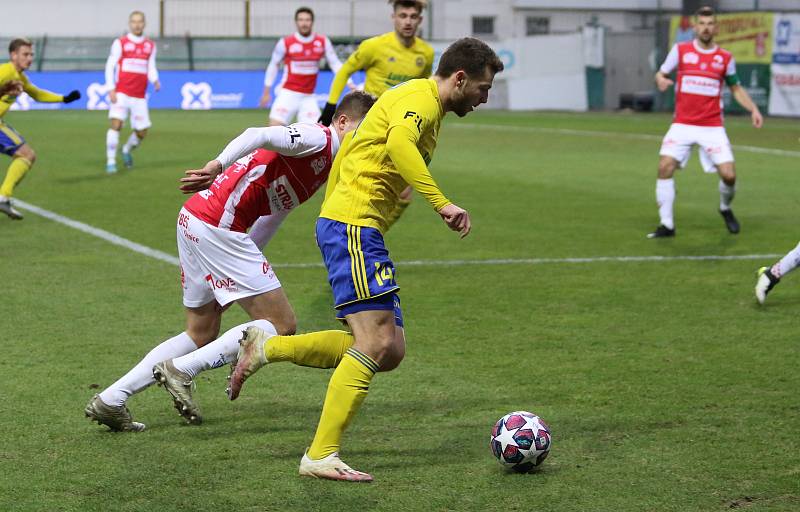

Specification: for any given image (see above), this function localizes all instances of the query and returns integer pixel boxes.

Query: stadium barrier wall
[11,70,364,111]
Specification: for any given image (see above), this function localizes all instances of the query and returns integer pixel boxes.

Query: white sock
[772,241,800,278]
[123,132,141,153]
[98,332,198,407]
[172,319,277,378]
[719,180,735,211]
[656,178,675,230]
[106,129,119,164]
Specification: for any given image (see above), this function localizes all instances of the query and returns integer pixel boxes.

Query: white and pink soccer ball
[490,411,551,473]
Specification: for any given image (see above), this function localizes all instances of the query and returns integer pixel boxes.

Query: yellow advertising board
[669,12,773,64]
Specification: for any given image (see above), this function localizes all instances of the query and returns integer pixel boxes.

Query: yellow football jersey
[0,62,63,118]
[320,78,449,233]
[327,32,434,103]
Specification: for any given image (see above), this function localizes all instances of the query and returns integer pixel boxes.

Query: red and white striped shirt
[661,40,738,127]
[264,32,345,94]
[105,33,159,99]
[184,123,339,233]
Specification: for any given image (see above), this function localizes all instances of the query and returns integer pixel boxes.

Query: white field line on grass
[453,123,800,158]
[14,200,781,269]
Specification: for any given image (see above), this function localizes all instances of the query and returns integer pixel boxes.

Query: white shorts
[177,208,282,308]
[659,123,734,173]
[269,88,320,125]
[108,92,152,131]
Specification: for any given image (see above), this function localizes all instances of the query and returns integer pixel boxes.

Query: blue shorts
[0,121,25,157]
[316,217,403,327]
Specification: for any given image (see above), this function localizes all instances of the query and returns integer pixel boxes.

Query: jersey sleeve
[215,123,328,169]
[385,92,449,211]
[725,56,740,86]
[264,38,286,87]
[22,74,63,103]
[148,44,159,83]
[327,38,374,104]
[105,39,121,88]
[659,44,679,75]
[323,130,354,204]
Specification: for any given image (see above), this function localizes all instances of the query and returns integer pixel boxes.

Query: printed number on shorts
[178,212,190,228]
[374,262,394,287]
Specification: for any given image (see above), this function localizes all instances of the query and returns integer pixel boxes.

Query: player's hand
[318,102,337,126]
[63,90,81,103]
[258,92,271,109]
[655,73,674,92]
[438,203,471,238]
[180,160,223,194]
[0,80,23,97]
[109,90,118,104]
[154,80,161,92]
[751,109,763,129]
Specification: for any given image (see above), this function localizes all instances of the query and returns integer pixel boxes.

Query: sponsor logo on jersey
[266,175,300,212]
[680,75,720,97]
[124,42,136,52]
[310,156,327,175]
[289,43,303,54]
[181,82,212,110]
[416,56,424,67]
[682,52,699,65]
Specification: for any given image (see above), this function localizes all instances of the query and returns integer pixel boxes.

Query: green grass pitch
[1,108,798,511]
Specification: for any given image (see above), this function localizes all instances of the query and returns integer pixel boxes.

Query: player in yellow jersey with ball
[229,38,504,483]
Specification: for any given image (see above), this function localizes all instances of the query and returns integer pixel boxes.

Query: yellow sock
[265,330,354,368]
[307,348,378,460]
[0,157,32,197]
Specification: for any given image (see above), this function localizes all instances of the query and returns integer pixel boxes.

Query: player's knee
[275,315,297,336]
[16,146,35,164]
[378,342,405,372]
[135,129,148,139]
[187,326,220,347]
[657,160,676,178]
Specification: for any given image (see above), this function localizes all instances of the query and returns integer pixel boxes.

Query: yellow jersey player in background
[0,38,80,219]
[319,0,435,229]
[229,38,504,482]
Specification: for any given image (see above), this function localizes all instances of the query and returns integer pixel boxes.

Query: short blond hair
[389,0,427,12]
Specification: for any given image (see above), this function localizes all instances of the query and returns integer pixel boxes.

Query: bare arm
[730,84,763,128]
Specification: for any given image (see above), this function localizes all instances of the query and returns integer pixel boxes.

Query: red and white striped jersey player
[259,6,354,126]
[103,11,161,174]
[647,6,762,239]
[85,92,376,433]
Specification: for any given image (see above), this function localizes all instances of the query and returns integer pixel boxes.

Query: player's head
[390,0,425,40]
[331,91,376,137]
[8,38,34,72]
[435,37,504,117]
[129,11,146,36]
[693,6,717,44]
[295,7,314,36]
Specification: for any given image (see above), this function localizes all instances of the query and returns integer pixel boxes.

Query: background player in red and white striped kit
[104,11,160,173]
[648,6,763,239]
[258,6,353,126]
[85,91,375,432]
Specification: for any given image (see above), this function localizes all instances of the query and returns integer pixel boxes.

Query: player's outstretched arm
[729,84,763,128]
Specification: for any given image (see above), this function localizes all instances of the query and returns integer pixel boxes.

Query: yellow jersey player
[229,38,504,482]
[319,0,435,230]
[317,0,433,125]
[0,38,80,219]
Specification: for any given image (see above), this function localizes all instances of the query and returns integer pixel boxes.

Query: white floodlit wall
[8,0,160,37]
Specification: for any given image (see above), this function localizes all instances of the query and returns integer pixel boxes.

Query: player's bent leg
[237,287,297,335]
[649,155,679,238]
[153,301,221,424]
[0,143,34,220]
[300,309,396,481]
[88,329,199,432]
[716,162,739,234]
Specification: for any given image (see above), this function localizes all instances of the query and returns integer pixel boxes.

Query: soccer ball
[490,410,551,473]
